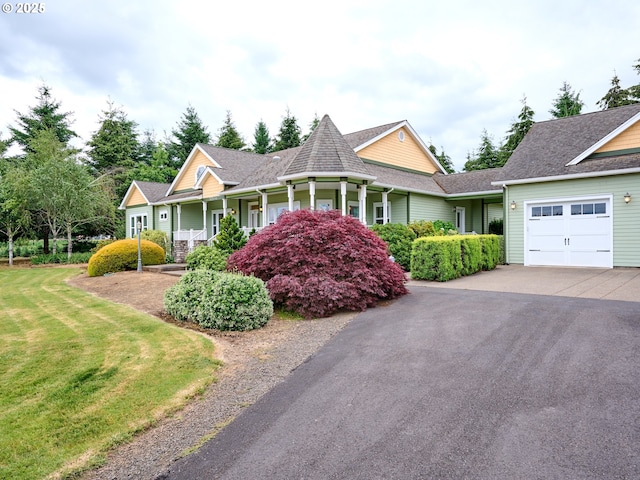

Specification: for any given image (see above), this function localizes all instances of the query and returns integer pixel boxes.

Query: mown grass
[0,267,220,479]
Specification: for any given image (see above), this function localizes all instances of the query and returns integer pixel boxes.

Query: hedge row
[410,235,502,282]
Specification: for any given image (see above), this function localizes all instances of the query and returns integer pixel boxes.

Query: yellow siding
[596,121,640,153]
[202,176,224,198]
[357,127,439,174]
[126,186,147,207]
[174,150,215,191]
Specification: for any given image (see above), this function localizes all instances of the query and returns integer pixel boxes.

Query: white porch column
[382,191,388,225]
[202,201,207,232]
[177,204,182,231]
[287,183,294,213]
[222,196,228,215]
[262,192,268,226]
[340,181,347,216]
[309,180,316,211]
[359,184,367,224]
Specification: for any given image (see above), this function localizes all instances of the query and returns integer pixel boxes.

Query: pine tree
[215,111,246,150]
[463,130,501,172]
[252,120,272,154]
[301,113,320,143]
[8,84,77,154]
[86,100,140,173]
[499,96,535,164]
[167,105,211,167]
[630,57,640,101]
[428,144,455,173]
[597,73,637,109]
[549,82,584,118]
[214,214,247,254]
[273,108,302,151]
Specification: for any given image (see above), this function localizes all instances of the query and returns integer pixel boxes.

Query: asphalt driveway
[163,280,640,479]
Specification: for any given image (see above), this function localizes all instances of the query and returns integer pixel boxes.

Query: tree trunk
[8,227,14,267]
[67,225,73,260]
[43,229,49,254]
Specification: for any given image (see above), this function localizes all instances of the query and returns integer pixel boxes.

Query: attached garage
[525,196,613,268]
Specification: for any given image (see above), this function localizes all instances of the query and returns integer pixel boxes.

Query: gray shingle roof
[367,163,446,194]
[501,103,640,181]
[197,144,268,183]
[282,115,371,176]
[343,121,405,149]
[433,169,504,194]
[135,181,171,203]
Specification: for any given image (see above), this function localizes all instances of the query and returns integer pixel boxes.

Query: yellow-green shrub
[87,239,165,277]
[411,236,462,281]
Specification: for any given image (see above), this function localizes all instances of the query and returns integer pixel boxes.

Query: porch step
[143,263,187,273]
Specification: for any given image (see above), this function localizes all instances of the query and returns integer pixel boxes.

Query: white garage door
[526,197,612,268]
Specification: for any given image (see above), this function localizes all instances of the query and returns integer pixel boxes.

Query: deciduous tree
[0,160,31,265]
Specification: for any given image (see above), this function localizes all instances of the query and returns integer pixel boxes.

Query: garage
[525,196,613,268]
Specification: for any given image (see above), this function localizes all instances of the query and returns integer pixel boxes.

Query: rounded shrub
[185,245,228,271]
[141,229,170,256]
[370,223,416,271]
[407,220,437,238]
[228,209,408,319]
[164,270,273,331]
[87,239,165,277]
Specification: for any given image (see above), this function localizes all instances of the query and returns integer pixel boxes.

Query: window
[571,202,606,215]
[532,205,563,217]
[195,165,206,183]
[267,201,300,224]
[129,214,148,238]
[348,201,359,219]
[373,202,391,224]
[159,209,168,221]
[316,199,333,212]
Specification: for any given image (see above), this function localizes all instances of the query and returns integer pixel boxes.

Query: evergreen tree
[630,57,640,101]
[273,108,302,151]
[86,100,140,173]
[428,143,455,173]
[129,143,177,184]
[549,82,584,118]
[597,73,637,109]
[301,113,320,143]
[463,130,501,172]
[252,120,272,154]
[215,111,246,150]
[213,214,247,254]
[167,105,211,167]
[499,96,535,164]
[8,84,77,154]
[138,129,158,164]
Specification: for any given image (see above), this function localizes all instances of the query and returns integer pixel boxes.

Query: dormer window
[195,165,206,183]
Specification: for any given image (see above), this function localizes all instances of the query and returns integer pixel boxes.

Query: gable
[125,184,147,207]
[173,149,218,192]
[357,127,439,174]
[201,173,225,198]
[595,119,640,154]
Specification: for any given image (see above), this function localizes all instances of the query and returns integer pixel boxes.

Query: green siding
[126,206,153,238]
[154,206,172,238]
[505,174,640,267]
[178,203,204,231]
[409,195,454,224]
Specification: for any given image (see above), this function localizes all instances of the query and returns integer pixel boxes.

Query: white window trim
[373,201,391,224]
[268,201,300,224]
[316,199,333,212]
[159,209,168,221]
[347,201,359,219]
[130,214,148,238]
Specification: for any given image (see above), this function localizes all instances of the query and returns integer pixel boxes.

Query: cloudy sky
[1,0,639,171]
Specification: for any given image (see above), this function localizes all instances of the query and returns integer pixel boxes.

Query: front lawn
[0,267,219,479]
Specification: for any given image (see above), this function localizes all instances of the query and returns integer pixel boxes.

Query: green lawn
[0,267,220,479]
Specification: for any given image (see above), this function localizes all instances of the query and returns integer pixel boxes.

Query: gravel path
[81,311,355,480]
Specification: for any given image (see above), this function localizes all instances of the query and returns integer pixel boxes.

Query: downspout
[503,184,509,265]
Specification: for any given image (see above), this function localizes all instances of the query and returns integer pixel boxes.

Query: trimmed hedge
[185,245,228,271]
[370,223,416,270]
[163,270,273,331]
[411,235,503,282]
[87,239,165,277]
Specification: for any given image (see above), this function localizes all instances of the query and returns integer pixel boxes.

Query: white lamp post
[137,221,142,272]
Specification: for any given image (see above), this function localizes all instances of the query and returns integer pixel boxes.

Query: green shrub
[479,234,503,270]
[411,236,462,282]
[164,270,273,331]
[87,239,165,277]
[370,223,416,270]
[407,220,436,238]
[488,218,503,235]
[433,219,458,235]
[30,252,93,265]
[185,245,228,271]
[141,230,170,256]
[459,236,482,276]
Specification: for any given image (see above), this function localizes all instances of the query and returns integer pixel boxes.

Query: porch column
[202,201,207,232]
[359,184,367,224]
[309,179,316,211]
[382,191,388,225]
[287,183,294,213]
[340,180,347,216]
[177,204,182,231]
[262,192,268,226]
[222,196,228,215]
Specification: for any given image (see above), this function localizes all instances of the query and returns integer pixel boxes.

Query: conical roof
[282,115,371,177]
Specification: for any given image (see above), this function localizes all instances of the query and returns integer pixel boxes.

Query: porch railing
[173,229,207,251]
